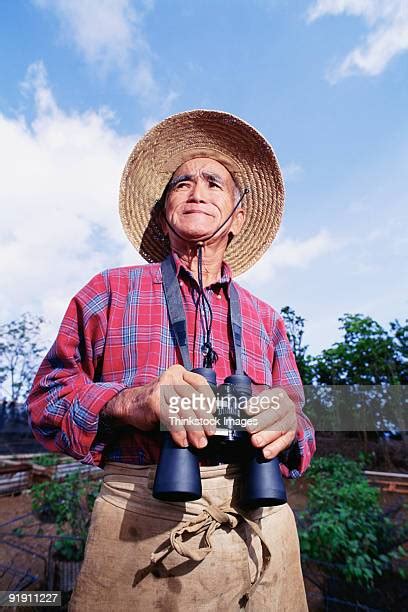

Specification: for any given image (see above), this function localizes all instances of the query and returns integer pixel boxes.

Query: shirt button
[216,293,222,300]
[179,280,183,287]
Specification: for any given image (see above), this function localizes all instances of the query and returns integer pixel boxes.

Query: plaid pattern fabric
[26,254,315,477]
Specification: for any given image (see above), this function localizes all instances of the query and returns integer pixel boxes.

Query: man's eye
[175,182,189,189]
[209,181,221,189]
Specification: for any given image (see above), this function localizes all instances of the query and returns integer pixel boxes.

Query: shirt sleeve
[271,314,316,478]
[25,272,126,466]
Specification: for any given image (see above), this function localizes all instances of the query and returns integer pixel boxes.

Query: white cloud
[33,0,177,107]
[270,229,338,267]
[240,229,341,286]
[0,62,142,342]
[307,0,408,81]
[282,162,304,183]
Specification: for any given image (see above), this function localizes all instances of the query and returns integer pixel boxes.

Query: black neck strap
[161,255,244,375]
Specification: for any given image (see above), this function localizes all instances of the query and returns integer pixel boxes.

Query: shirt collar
[152,252,233,287]
[172,251,232,287]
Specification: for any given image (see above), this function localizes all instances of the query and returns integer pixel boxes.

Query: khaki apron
[69,462,308,612]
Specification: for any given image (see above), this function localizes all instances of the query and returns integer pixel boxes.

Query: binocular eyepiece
[152,368,287,507]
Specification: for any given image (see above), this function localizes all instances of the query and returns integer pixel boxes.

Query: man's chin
[174,227,218,242]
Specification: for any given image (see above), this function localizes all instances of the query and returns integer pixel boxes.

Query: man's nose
[188,179,207,202]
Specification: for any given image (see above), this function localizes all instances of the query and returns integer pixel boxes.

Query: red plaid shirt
[26,254,315,477]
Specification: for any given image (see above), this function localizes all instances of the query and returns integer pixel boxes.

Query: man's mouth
[183,206,213,216]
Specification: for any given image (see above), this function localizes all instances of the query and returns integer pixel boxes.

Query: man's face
[162,157,244,244]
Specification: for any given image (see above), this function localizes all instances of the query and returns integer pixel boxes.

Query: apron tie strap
[150,503,272,597]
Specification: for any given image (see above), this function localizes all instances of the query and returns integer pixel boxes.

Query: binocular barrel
[151,431,203,501]
[152,368,287,506]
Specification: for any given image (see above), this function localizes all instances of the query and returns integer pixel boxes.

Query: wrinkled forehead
[161,147,241,181]
[172,157,234,181]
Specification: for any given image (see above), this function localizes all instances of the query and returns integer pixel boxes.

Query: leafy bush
[53,537,85,562]
[34,453,71,467]
[299,455,407,588]
[31,472,101,561]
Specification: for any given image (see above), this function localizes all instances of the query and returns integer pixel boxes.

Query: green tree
[0,313,45,403]
[313,314,399,385]
[311,314,406,449]
[280,306,313,384]
[390,318,408,384]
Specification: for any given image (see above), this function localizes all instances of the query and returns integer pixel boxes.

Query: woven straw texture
[119,109,285,277]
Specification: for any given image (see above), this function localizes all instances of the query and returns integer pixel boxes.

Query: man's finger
[262,431,296,460]
[246,388,287,414]
[160,377,216,446]
[250,428,283,448]
[182,370,215,397]
[173,380,216,411]
[246,405,297,435]
[245,404,281,434]
[183,414,208,449]
[248,410,297,448]
[170,429,189,448]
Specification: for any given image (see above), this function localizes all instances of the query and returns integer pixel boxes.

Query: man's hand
[104,365,216,450]
[244,387,297,459]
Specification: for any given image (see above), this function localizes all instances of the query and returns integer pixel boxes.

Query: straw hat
[119,109,285,276]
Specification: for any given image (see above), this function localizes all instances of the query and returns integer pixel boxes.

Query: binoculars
[153,367,287,507]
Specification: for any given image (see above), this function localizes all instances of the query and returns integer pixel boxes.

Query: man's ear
[155,201,168,237]
[160,211,168,236]
[230,207,246,238]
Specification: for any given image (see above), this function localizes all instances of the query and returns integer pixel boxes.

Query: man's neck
[171,245,225,287]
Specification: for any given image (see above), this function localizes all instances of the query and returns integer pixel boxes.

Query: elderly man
[27,110,315,611]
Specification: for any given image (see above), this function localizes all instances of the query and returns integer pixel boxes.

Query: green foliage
[34,453,70,466]
[313,314,400,385]
[279,310,408,387]
[299,455,407,588]
[31,472,101,561]
[390,318,408,383]
[280,306,313,384]
[0,312,45,402]
[53,537,85,562]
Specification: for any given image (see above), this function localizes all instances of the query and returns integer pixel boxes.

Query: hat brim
[119,109,285,277]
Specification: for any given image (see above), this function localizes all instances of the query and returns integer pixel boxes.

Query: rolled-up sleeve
[271,315,316,478]
[25,272,126,466]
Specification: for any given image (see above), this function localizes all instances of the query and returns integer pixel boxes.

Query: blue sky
[1,0,407,355]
